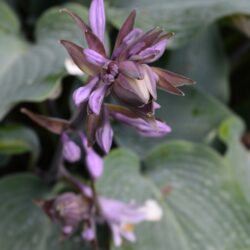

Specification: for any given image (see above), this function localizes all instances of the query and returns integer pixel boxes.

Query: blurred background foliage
[0,0,250,249]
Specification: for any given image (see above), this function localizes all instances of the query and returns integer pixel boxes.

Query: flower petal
[114,74,150,105]
[109,106,171,137]
[153,67,195,87]
[114,10,136,52]
[60,40,100,76]
[73,77,99,106]
[85,30,106,56]
[96,110,113,154]
[89,83,108,115]
[142,65,157,100]
[89,0,106,42]
[152,68,186,96]
[65,59,84,76]
[84,48,109,67]
[118,61,144,80]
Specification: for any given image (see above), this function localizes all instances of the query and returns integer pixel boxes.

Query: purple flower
[99,198,163,247]
[60,0,195,149]
[37,188,163,247]
[107,104,171,137]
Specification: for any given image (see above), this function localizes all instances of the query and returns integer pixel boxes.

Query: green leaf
[98,149,194,250]
[0,125,40,161]
[0,174,90,250]
[107,0,250,47]
[218,117,250,203]
[114,88,232,156]
[142,141,250,250]
[0,3,88,120]
[167,25,230,103]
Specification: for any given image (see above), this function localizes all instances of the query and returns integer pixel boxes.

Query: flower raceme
[60,0,195,152]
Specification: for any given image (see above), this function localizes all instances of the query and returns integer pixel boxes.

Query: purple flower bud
[36,193,91,238]
[73,77,99,106]
[96,112,114,154]
[62,134,81,163]
[84,48,108,67]
[89,0,106,42]
[85,148,103,179]
[81,133,104,179]
[110,111,171,137]
[89,83,108,115]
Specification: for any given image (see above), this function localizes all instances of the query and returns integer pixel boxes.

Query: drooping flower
[37,190,163,247]
[99,198,163,247]
[60,0,195,151]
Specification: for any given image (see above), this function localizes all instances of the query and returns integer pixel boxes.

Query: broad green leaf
[0,174,90,250]
[0,1,19,34]
[167,25,230,103]
[0,125,40,161]
[98,149,192,250]
[0,3,88,120]
[142,141,250,250]
[107,0,250,47]
[218,116,250,203]
[114,88,232,156]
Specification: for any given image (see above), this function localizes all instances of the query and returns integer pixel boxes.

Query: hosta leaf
[0,3,88,120]
[142,141,250,250]
[107,0,250,47]
[0,174,90,250]
[167,25,230,103]
[98,149,192,250]
[218,116,250,203]
[0,125,40,161]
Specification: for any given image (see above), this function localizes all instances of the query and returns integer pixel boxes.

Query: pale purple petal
[73,77,99,106]
[120,230,136,243]
[62,134,81,163]
[153,102,161,110]
[96,118,113,154]
[82,228,95,241]
[99,198,146,224]
[111,224,123,247]
[84,48,109,67]
[89,0,106,42]
[89,83,108,115]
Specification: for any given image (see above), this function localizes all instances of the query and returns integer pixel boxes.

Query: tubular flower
[37,191,163,247]
[60,0,195,151]
[99,198,163,247]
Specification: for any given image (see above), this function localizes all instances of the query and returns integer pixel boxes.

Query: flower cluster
[22,0,194,248]
[61,0,194,154]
